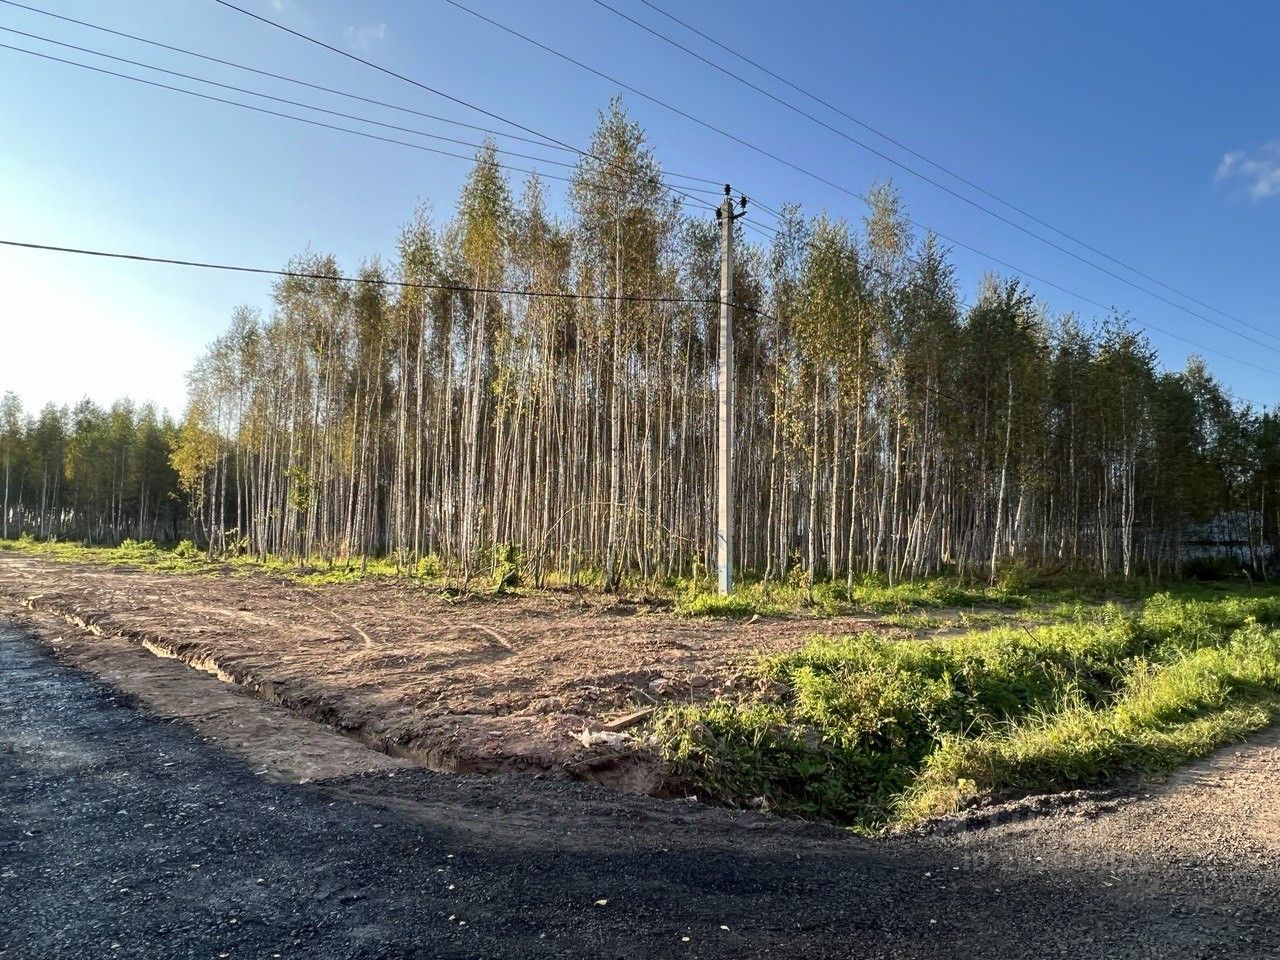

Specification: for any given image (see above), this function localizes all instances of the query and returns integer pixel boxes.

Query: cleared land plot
[0,553,881,791]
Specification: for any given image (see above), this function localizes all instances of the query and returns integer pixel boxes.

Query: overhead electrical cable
[0,0,737,201]
[3,237,1276,383]
[0,238,736,308]
[0,0,743,213]
[205,0,634,169]
[621,0,1278,347]
[440,0,1280,358]
[0,25,726,208]
[0,42,714,214]
[207,0,735,202]
[209,0,1279,371]
[8,4,1267,386]
[0,26,599,174]
[0,0,572,154]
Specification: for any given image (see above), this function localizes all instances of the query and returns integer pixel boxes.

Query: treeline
[0,393,181,543]
[169,101,1280,584]
[8,101,1278,584]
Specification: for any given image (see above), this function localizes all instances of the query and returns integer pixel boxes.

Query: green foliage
[492,543,523,593]
[170,407,217,501]
[675,573,1029,618]
[286,466,313,514]
[880,611,947,630]
[116,538,157,552]
[4,104,1280,586]
[458,140,512,277]
[416,554,443,578]
[678,591,766,618]
[656,587,1280,830]
[1181,556,1239,581]
[903,626,1280,822]
[0,537,452,586]
[0,535,204,572]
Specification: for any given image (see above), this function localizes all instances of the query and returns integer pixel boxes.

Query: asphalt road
[2,623,1277,959]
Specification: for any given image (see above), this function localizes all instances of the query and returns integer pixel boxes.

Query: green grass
[674,574,1036,618]
[655,588,1280,831]
[6,534,1260,615]
[0,535,446,586]
[0,534,212,572]
[880,611,949,630]
[673,563,1272,621]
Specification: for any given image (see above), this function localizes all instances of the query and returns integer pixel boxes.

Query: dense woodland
[5,103,1279,585]
[0,393,181,545]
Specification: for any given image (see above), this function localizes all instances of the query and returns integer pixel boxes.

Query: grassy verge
[674,576,1035,617]
[655,589,1280,831]
[671,564,1259,619]
[4,535,1259,614]
[0,535,436,586]
[0,535,211,572]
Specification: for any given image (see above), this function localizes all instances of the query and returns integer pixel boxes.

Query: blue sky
[2,0,1278,416]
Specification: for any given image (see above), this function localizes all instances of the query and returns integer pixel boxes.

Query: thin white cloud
[344,22,389,53]
[261,0,308,18]
[1215,141,1280,200]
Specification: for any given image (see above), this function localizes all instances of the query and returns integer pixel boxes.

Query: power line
[1,237,1270,407]
[742,220,780,243]
[0,0,725,200]
[0,26,588,173]
[208,0,729,199]
[201,0,746,217]
[0,42,711,214]
[5,24,714,198]
[17,57,1251,381]
[8,7,1270,384]
[625,0,1279,348]
[739,234,1278,382]
[0,19,725,206]
[0,238,728,308]
[0,0,571,154]
[0,236,940,333]
[693,195,1278,380]
[206,0,618,170]
[738,303,1271,413]
[445,0,1280,359]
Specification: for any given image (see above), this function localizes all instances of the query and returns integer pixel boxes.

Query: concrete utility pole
[716,185,747,596]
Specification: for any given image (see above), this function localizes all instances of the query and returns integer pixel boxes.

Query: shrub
[493,544,522,592]
[173,539,201,559]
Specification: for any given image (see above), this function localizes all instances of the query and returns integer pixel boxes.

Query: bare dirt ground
[0,554,882,792]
